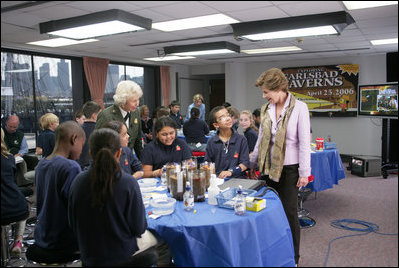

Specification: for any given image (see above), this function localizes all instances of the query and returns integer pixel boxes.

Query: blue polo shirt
[37,129,56,157]
[205,129,249,177]
[183,118,209,144]
[120,146,142,176]
[244,127,258,153]
[141,138,192,170]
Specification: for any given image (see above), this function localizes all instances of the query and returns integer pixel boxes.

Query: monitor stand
[381,118,398,178]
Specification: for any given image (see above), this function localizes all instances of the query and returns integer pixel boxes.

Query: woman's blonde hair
[113,80,143,107]
[39,113,59,130]
[1,128,10,158]
[255,67,288,92]
[193,94,204,103]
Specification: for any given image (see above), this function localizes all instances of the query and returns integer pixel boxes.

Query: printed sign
[282,64,359,116]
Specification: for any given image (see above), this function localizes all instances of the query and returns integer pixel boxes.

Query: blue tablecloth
[307,149,346,192]
[146,182,295,267]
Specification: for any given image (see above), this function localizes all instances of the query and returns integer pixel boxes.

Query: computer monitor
[358,83,398,118]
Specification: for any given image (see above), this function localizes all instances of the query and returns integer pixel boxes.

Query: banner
[282,64,359,116]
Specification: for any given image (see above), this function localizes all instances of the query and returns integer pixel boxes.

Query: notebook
[218,178,265,191]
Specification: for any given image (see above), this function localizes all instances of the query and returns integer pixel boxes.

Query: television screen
[358,83,398,117]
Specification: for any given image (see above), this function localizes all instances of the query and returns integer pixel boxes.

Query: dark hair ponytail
[89,128,121,209]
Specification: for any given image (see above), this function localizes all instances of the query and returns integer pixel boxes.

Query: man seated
[3,115,28,157]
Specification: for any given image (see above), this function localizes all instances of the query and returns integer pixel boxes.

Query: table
[146,181,295,267]
[307,149,346,192]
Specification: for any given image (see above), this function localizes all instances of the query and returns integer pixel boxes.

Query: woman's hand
[296,177,309,188]
[249,169,259,180]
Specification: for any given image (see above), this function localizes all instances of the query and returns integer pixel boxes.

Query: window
[1,51,73,149]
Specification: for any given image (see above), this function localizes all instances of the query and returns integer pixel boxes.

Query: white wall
[170,53,390,157]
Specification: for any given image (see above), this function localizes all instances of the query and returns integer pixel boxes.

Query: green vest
[4,129,24,155]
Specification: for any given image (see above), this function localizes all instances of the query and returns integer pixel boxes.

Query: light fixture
[39,9,152,40]
[242,46,302,54]
[370,38,398,45]
[164,41,240,56]
[343,1,398,10]
[144,56,196,61]
[231,11,355,41]
[152,14,239,32]
[27,38,98,47]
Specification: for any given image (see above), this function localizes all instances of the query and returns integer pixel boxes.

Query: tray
[215,188,257,209]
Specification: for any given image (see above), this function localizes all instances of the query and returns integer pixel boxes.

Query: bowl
[150,197,176,215]
[138,178,158,187]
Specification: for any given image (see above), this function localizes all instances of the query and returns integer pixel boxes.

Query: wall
[172,53,389,157]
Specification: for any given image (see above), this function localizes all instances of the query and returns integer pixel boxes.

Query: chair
[81,246,159,267]
[1,211,30,267]
[25,243,80,266]
[192,151,206,168]
[298,175,316,229]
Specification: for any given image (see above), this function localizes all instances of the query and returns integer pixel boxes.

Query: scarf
[258,94,296,182]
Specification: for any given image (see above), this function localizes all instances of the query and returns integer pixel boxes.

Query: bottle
[234,185,246,216]
[207,174,220,205]
[183,181,194,211]
[160,165,167,185]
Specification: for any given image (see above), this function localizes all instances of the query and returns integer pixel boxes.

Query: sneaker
[11,240,22,257]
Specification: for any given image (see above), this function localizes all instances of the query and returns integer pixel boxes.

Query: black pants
[261,164,300,264]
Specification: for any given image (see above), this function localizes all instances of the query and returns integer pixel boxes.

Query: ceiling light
[242,46,302,54]
[164,41,240,56]
[343,1,398,10]
[39,9,152,40]
[152,14,239,32]
[370,38,398,45]
[144,56,196,61]
[27,38,98,47]
[231,11,355,41]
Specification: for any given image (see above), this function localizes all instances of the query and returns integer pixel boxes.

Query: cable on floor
[324,218,398,267]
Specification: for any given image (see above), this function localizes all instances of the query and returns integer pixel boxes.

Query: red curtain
[160,66,171,106]
[83,56,110,109]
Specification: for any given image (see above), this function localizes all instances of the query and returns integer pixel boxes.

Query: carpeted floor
[299,163,398,267]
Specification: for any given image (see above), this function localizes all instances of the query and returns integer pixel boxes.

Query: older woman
[141,116,192,178]
[249,67,311,266]
[185,93,206,122]
[96,80,143,159]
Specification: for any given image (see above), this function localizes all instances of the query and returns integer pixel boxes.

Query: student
[36,113,59,158]
[141,116,192,178]
[227,106,240,131]
[1,128,29,257]
[239,110,258,157]
[169,100,184,129]
[34,121,85,257]
[183,107,209,151]
[102,121,144,179]
[77,101,101,169]
[68,128,158,266]
[252,108,261,129]
[74,109,85,126]
[140,105,153,143]
[205,106,249,179]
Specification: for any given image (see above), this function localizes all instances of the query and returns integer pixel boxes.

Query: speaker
[386,52,398,82]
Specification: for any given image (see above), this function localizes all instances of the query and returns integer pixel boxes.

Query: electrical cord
[324,219,398,267]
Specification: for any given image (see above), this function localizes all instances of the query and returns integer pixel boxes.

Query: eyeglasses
[217,114,231,122]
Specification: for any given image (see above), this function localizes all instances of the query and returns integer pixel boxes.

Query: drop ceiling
[1,1,398,66]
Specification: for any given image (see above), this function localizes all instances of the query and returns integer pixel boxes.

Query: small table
[307,148,346,192]
[146,182,295,267]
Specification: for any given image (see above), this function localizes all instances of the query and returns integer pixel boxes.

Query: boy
[34,121,85,256]
[77,101,102,169]
[169,100,184,129]
[36,113,59,158]
[205,106,249,179]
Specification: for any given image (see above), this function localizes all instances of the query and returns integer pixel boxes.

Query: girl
[239,110,258,158]
[36,113,59,158]
[102,121,144,179]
